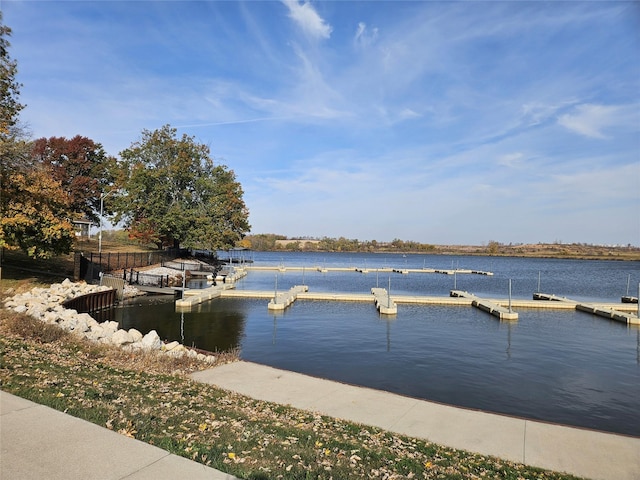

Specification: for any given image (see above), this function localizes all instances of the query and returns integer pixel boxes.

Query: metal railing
[62,289,117,314]
[122,269,178,288]
[75,249,187,282]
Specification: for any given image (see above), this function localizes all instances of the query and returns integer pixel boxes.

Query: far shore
[259,241,640,261]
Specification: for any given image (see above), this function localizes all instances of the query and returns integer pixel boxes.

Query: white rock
[86,326,106,341]
[5,280,214,364]
[141,330,162,350]
[111,329,133,346]
[74,316,90,333]
[164,341,180,351]
[102,321,119,333]
[43,312,59,324]
[60,316,78,331]
[77,313,95,325]
[128,329,143,342]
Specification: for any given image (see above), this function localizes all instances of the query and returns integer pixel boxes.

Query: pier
[371,288,397,315]
[267,285,309,311]
[450,290,518,320]
[174,268,637,323]
[175,284,229,311]
[533,293,640,325]
[176,285,637,317]
[245,265,493,276]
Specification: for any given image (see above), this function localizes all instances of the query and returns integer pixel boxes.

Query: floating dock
[175,284,231,311]
[371,288,397,315]
[450,290,518,320]
[245,265,492,276]
[267,285,309,311]
[175,281,638,323]
[533,293,639,325]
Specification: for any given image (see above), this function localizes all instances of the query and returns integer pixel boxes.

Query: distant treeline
[244,234,438,253]
[241,234,640,260]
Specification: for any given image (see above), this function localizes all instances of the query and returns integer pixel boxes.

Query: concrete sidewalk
[0,391,238,480]
[191,361,640,480]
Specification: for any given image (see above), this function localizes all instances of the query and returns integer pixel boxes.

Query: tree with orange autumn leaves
[0,13,76,258]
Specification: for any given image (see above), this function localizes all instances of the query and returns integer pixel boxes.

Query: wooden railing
[62,289,116,314]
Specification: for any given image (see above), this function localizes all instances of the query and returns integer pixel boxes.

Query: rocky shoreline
[3,279,217,364]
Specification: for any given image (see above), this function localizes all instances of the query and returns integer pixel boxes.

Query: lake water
[115,252,640,436]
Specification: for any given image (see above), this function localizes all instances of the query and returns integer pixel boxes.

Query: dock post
[508,279,513,313]
[626,274,631,296]
[274,275,278,301]
[637,283,639,318]
[181,264,186,299]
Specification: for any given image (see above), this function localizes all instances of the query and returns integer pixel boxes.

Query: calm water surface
[116,253,640,436]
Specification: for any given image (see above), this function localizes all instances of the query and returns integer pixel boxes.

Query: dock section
[227,267,248,283]
[451,290,518,320]
[267,285,309,311]
[246,265,493,276]
[533,293,639,325]
[371,287,398,315]
[176,284,233,311]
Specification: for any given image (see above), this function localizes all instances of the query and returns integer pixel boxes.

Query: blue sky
[4,1,639,245]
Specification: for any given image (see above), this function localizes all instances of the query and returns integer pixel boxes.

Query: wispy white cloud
[497,152,526,168]
[558,104,635,139]
[354,22,378,48]
[282,0,332,40]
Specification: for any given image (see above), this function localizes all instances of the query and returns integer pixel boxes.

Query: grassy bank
[0,294,582,480]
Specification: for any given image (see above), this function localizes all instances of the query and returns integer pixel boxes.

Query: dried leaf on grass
[0,306,584,480]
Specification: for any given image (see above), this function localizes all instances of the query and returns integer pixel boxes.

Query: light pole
[99,189,116,254]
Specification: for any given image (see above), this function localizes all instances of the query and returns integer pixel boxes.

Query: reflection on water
[111,253,640,436]
[114,295,247,352]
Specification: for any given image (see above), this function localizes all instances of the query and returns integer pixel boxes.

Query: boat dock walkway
[450,290,519,320]
[176,284,639,318]
[175,284,230,311]
[371,287,397,315]
[267,285,309,311]
[533,293,640,325]
[246,265,493,275]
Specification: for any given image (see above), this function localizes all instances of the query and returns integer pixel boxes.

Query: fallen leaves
[0,312,584,480]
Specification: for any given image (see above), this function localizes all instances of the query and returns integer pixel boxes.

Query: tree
[1,166,74,258]
[0,14,75,259]
[114,125,250,250]
[487,240,501,255]
[31,136,115,223]
[0,12,24,140]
